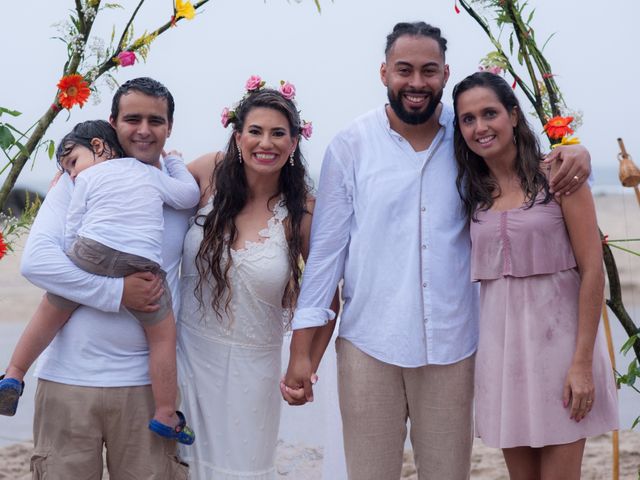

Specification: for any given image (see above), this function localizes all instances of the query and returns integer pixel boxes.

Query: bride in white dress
[177,84,337,479]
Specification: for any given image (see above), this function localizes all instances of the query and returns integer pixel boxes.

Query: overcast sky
[2,0,639,192]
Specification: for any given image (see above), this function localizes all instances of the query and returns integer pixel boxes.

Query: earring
[513,130,518,145]
[289,152,295,166]
[237,143,243,163]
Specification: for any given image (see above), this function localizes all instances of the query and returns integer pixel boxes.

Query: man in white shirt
[21,77,191,479]
[282,22,590,479]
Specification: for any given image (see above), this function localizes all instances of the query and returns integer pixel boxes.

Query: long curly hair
[195,89,312,321]
[452,71,551,222]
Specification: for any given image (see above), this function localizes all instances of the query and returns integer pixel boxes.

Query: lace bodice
[178,197,291,347]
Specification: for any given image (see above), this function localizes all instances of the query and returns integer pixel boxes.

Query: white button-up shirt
[292,104,478,367]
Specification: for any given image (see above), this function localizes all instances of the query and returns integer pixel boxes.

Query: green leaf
[509,32,514,55]
[0,125,16,149]
[47,140,56,160]
[527,7,535,24]
[0,107,21,117]
[621,334,638,355]
[632,415,640,429]
[519,1,528,15]
[541,32,557,52]
[314,0,321,13]
[626,359,638,385]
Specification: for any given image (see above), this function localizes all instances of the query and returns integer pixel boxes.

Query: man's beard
[387,87,443,125]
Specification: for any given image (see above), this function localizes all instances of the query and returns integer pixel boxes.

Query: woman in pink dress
[452,71,618,479]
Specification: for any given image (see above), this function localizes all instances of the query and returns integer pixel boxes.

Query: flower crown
[220,75,313,140]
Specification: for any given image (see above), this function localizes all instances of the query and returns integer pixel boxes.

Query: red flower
[454,0,460,13]
[57,74,90,110]
[544,116,574,140]
[0,232,7,260]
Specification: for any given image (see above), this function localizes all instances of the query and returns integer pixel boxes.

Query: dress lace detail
[177,195,292,478]
[180,196,290,345]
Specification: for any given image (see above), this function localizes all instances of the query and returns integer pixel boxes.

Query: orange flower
[0,232,7,260]
[543,116,574,140]
[57,74,90,110]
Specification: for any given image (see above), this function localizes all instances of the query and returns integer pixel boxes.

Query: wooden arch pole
[601,304,619,480]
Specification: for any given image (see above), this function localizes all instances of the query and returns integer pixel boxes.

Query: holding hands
[280,365,318,406]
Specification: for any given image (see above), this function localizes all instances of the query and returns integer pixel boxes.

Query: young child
[0,120,199,445]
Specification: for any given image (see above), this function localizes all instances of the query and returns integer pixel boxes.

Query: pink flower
[279,81,296,100]
[245,75,263,91]
[479,65,503,75]
[221,107,234,128]
[116,51,137,67]
[301,121,313,140]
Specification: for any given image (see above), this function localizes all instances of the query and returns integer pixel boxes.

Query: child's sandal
[148,410,195,445]
[0,375,25,416]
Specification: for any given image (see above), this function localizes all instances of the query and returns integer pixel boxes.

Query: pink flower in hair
[221,107,234,128]
[301,121,313,140]
[245,75,264,91]
[478,65,503,75]
[279,81,296,100]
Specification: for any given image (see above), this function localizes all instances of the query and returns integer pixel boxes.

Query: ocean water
[593,165,638,196]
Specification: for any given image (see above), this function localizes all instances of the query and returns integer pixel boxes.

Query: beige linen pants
[31,379,188,480]
[336,337,475,480]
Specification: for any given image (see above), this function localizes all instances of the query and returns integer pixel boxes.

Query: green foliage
[616,335,640,429]
[1,193,41,254]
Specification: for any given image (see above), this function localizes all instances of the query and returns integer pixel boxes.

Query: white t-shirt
[21,159,195,386]
[65,156,200,264]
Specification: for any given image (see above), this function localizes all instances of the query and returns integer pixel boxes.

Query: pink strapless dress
[470,198,618,448]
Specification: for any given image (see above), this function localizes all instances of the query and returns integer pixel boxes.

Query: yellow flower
[175,0,196,20]
[551,136,581,149]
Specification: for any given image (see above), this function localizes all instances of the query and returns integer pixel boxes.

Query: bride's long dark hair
[195,89,312,320]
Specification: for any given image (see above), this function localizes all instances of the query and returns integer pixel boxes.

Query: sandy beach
[1,193,639,479]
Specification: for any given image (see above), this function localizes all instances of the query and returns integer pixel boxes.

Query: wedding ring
[586,400,593,404]
[573,175,580,182]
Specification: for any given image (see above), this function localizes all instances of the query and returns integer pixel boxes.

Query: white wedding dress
[177,197,291,480]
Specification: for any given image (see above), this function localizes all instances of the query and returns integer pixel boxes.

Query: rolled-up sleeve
[292,140,353,329]
[20,175,124,312]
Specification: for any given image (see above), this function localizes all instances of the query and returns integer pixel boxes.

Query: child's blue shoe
[0,375,24,416]
[148,411,195,445]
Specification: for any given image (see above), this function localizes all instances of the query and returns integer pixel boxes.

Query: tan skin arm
[187,151,223,207]
[555,173,604,422]
[281,197,340,405]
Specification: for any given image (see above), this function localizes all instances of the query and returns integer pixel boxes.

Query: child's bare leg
[143,312,179,427]
[6,295,74,382]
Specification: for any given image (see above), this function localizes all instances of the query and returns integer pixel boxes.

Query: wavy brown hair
[452,71,551,222]
[195,89,312,321]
